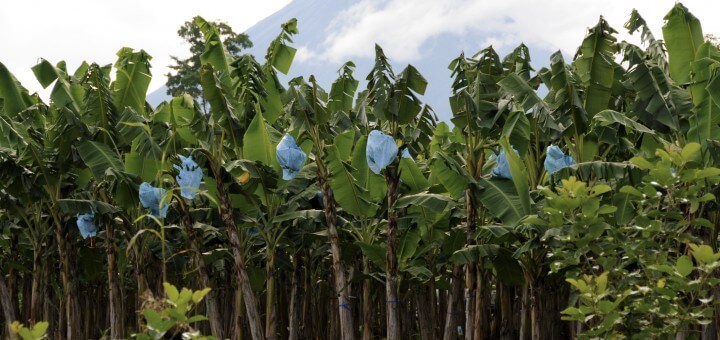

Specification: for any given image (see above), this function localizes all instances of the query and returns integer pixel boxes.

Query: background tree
[165,16,252,111]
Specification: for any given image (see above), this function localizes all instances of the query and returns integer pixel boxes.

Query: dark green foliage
[165,17,252,106]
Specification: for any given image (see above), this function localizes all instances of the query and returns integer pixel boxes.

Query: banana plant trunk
[416,285,433,340]
[476,270,491,340]
[499,283,515,338]
[265,252,278,340]
[288,256,302,340]
[181,206,224,339]
[106,219,124,340]
[233,282,244,339]
[132,245,148,331]
[218,187,265,340]
[530,281,540,340]
[464,189,477,340]
[519,281,531,340]
[318,167,356,340]
[8,231,18,322]
[29,248,42,326]
[54,217,80,340]
[362,257,372,340]
[0,273,16,338]
[385,166,401,340]
[230,218,264,340]
[443,264,463,340]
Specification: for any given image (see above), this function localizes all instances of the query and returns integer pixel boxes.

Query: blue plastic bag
[76,212,97,239]
[276,134,307,180]
[366,130,398,174]
[544,145,576,175]
[139,182,169,219]
[174,155,203,200]
[491,147,519,180]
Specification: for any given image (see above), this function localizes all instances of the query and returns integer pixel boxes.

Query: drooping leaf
[502,110,530,156]
[395,192,454,212]
[625,9,668,74]
[593,109,656,135]
[0,62,34,117]
[398,230,421,267]
[264,18,298,75]
[476,177,524,225]
[57,199,121,215]
[326,144,377,217]
[244,110,279,171]
[32,59,83,112]
[272,210,324,223]
[199,64,243,148]
[112,47,152,116]
[125,152,161,182]
[543,51,588,136]
[395,65,427,125]
[451,244,500,265]
[499,137,531,215]
[351,136,387,203]
[449,47,504,133]
[399,158,430,194]
[498,73,560,132]
[117,108,162,158]
[574,16,617,117]
[502,44,533,80]
[0,116,38,154]
[553,161,639,182]
[357,241,386,271]
[622,44,683,132]
[429,152,471,200]
[195,16,235,86]
[687,43,720,146]
[328,62,359,113]
[154,94,197,126]
[77,140,123,178]
[662,3,704,85]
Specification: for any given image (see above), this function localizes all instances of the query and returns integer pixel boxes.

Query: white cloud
[294,46,317,63]
[316,0,720,63]
[4,0,720,101]
[0,0,291,98]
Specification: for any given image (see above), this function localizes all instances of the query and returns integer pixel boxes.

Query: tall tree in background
[165,16,252,110]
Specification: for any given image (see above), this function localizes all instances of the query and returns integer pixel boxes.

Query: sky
[310,0,720,63]
[2,0,720,100]
[0,0,292,97]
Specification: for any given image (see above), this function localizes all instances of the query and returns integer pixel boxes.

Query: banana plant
[70,46,165,340]
[431,44,538,339]
[153,94,227,339]
[193,16,265,340]
[363,44,434,340]
[442,46,504,340]
[0,60,91,339]
[192,16,301,340]
[284,69,366,340]
[0,142,53,329]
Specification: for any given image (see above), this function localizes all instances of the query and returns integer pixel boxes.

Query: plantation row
[2,3,720,339]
